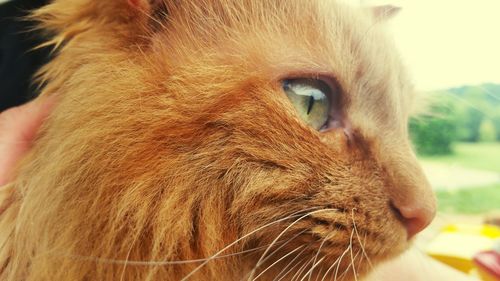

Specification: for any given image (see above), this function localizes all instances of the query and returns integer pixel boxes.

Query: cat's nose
[380,143,437,240]
[391,197,436,240]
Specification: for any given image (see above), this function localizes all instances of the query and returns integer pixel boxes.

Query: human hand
[0,97,55,186]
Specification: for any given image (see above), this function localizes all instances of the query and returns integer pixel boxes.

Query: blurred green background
[410,83,500,214]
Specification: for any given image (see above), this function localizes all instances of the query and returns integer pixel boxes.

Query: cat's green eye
[283,79,331,130]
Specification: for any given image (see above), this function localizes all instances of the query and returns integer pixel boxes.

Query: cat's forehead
[155,0,412,130]
[156,0,412,132]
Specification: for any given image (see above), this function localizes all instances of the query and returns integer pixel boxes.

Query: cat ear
[371,5,401,21]
[33,0,168,48]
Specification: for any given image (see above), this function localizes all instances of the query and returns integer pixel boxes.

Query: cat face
[3,1,435,280]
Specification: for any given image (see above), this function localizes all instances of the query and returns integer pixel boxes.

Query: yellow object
[442,224,500,239]
[426,224,500,274]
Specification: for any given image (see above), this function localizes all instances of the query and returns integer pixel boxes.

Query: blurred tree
[456,106,484,142]
[479,119,496,142]
[450,84,500,142]
[489,109,500,142]
[409,95,457,155]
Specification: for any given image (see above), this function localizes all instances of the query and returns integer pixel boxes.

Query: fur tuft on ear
[31,0,166,49]
[371,5,401,21]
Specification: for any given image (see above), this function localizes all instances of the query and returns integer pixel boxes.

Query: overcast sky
[378,0,500,91]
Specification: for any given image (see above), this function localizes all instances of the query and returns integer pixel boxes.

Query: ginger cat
[0,1,436,280]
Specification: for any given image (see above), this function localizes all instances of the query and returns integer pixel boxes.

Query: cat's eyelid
[278,73,342,98]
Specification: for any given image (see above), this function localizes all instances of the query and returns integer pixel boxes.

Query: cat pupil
[306,95,315,115]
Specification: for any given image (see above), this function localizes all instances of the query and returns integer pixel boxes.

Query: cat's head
[13,1,435,280]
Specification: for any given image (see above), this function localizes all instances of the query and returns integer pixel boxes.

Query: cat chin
[246,246,404,281]
[242,219,409,281]
[235,195,412,280]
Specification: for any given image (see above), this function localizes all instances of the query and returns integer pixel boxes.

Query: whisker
[65,237,286,266]
[181,208,329,280]
[181,206,333,281]
[337,248,361,281]
[299,256,325,281]
[308,232,332,281]
[274,248,309,281]
[290,256,315,281]
[333,241,350,281]
[247,208,338,280]
[354,249,363,281]
[350,209,373,270]
[348,227,358,281]
[242,229,307,281]
[289,206,323,216]
[320,245,349,281]
[314,265,325,281]
[250,245,305,281]
[314,264,325,281]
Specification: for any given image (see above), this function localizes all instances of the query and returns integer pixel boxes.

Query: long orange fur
[0,1,435,280]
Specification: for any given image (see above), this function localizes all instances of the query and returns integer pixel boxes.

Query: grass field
[418,142,500,214]
[436,184,500,213]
